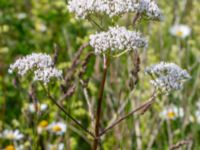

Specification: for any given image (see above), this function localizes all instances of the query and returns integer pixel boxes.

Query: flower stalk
[93,55,110,150]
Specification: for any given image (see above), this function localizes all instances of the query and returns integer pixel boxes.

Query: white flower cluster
[34,68,62,84]
[68,0,163,20]
[89,26,148,53]
[9,53,62,84]
[135,0,163,20]
[145,62,190,92]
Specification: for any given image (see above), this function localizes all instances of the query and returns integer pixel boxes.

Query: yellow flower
[39,120,48,128]
[48,122,67,135]
[52,125,62,132]
[175,30,183,37]
[5,145,15,150]
[167,111,176,119]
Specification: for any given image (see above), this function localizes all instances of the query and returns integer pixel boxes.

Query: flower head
[160,105,184,120]
[0,129,24,141]
[145,62,190,92]
[48,122,67,135]
[4,145,24,150]
[33,68,62,84]
[90,26,148,54]
[9,53,62,84]
[68,0,163,20]
[28,103,48,113]
[9,53,54,76]
[135,0,163,20]
[4,145,15,150]
[37,120,49,134]
[16,13,27,20]
[170,24,191,39]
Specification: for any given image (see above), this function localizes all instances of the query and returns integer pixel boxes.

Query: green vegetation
[0,0,200,149]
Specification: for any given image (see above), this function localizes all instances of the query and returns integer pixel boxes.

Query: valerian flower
[159,105,184,120]
[33,68,62,84]
[9,53,62,84]
[135,0,163,20]
[169,24,191,39]
[145,62,190,92]
[68,0,163,20]
[89,26,148,54]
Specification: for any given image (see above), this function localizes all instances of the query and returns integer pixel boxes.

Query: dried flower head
[145,62,190,92]
[89,26,148,54]
[9,53,62,84]
[68,0,163,20]
[159,105,184,120]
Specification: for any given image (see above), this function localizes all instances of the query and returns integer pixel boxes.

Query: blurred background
[0,0,200,149]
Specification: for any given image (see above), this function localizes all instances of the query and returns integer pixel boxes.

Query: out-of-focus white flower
[145,62,190,92]
[196,101,200,109]
[160,105,184,120]
[33,68,63,84]
[35,23,47,32]
[48,122,67,135]
[9,53,62,84]
[68,0,163,20]
[170,24,191,38]
[16,13,27,20]
[0,129,24,141]
[47,143,64,150]
[195,101,200,124]
[9,53,54,76]
[89,26,148,54]
[28,103,48,113]
[37,120,49,134]
[195,110,200,124]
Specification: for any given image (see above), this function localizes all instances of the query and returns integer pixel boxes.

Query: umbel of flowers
[145,62,191,93]
[68,0,163,20]
[9,53,62,84]
[90,26,148,54]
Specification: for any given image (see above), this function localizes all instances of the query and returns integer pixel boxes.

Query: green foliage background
[0,0,200,149]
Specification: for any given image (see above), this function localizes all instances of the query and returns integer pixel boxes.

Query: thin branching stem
[99,91,157,136]
[40,83,95,138]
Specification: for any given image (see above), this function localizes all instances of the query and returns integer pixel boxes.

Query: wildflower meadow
[0,0,200,149]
